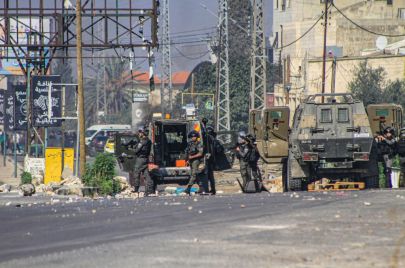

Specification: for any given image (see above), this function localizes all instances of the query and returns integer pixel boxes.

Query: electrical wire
[172,45,210,60]
[332,2,405,37]
[277,9,326,50]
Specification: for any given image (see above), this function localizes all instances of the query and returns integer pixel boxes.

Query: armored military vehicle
[287,93,378,191]
[367,104,403,136]
[115,117,232,186]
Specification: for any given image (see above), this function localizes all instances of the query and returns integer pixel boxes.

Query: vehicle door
[114,133,139,172]
[262,107,290,161]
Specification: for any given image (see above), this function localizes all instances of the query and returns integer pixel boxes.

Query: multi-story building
[271,0,405,111]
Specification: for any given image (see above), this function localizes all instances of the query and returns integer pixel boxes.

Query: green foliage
[82,153,120,195]
[392,154,401,169]
[20,171,32,185]
[378,162,386,188]
[349,61,386,106]
[84,58,133,126]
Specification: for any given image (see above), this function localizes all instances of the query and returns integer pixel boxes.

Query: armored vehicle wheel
[288,178,303,191]
[286,154,304,191]
[365,176,379,189]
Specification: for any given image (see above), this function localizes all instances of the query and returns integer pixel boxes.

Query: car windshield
[95,136,108,142]
[85,130,97,137]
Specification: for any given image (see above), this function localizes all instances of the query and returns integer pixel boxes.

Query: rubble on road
[0,184,12,193]
[19,184,36,196]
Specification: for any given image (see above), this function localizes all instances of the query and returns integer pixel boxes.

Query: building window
[320,109,332,123]
[338,108,349,122]
[387,0,393,5]
[398,8,405,19]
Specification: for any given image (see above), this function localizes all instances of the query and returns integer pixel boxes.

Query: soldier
[236,131,250,188]
[245,133,261,183]
[205,126,217,195]
[185,130,204,195]
[376,126,397,188]
[131,127,154,196]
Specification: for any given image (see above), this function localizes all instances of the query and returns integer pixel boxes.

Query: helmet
[383,126,395,135]
[245,133,256,143]
[238,131,246,143]
[138,126,149,135]
[188,130,200,139]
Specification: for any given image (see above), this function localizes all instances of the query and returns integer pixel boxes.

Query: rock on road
[0,190,405,268]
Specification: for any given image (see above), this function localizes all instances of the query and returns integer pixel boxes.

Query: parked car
[87,136,109,157]
[104,138,115,154]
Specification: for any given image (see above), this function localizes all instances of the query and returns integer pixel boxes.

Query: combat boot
[184,185,192,195]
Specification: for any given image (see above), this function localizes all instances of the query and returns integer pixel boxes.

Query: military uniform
[236,143,250,188]
[377,128,397,188]
[185,139,204,194]
[131,136,153,194]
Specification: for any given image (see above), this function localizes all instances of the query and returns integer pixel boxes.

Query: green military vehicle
[249,107,290,190]
[115,117,232,186]
[287,93,379,191]
[367,104,403,136]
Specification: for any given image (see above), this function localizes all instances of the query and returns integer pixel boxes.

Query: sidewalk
[0,156,24,188]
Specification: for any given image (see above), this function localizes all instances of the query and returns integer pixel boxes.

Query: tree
[349,61,386,106]
[84,58,134,126]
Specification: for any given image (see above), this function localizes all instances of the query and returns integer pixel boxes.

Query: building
[271,0,405,114]
[127,70,189,128]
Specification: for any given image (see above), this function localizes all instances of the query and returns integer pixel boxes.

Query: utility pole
[331,57,337,94]
[215,0,231,133]
[160,0,173,114]
[250,0,267,110]
[321,0,329,102]
[76,0,85,176]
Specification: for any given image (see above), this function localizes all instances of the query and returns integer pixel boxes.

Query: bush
[82,153,120,195]
[20,171,32,185]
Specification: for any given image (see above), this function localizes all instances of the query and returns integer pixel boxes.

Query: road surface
[0,190,404,268]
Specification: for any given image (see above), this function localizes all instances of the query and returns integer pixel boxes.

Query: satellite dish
[376,36,388,51]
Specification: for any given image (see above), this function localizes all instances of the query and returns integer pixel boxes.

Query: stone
[113,176,130,191]
[32,175,44,186]
[0,184,12,193]
[19,184,36,196]
[56,185,83,196]
[60,176,82,186]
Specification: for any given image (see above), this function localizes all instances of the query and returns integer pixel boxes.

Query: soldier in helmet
[245,133,261,183]
[131,127,154,195]
[185,130,204,195]
[236,131,250,188]
[376,126,397,188]
[205,126,217,195]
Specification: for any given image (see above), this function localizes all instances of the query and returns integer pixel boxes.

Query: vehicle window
[165,132,184,143]
[376,109,388,117]
[85,130,96,137]
[271,111,282,119]
[337,108,349,122]
[95,131,105,137]
[320,109,332,123]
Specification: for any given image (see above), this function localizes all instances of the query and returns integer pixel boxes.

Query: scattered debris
[240,204,246,208]
[19,184,36,196]
[363,202,372,206]
[0,184,11,193]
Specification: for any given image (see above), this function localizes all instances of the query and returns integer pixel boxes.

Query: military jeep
[115,118,232,186]
[287,93,378,191]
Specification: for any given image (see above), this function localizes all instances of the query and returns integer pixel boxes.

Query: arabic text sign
[14,84,28,130]
[0,89,4,125]
[32,76,62,127]
[4,90,14,131]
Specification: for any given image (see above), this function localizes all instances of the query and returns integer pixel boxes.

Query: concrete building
[271,0,405,114]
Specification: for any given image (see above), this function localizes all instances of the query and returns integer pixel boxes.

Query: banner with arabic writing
[14,84,28,130]
[31,75,62,127]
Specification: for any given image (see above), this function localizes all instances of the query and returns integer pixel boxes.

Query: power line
[333,2,405,37]
[277,10,325,50]
[172,45,210,60]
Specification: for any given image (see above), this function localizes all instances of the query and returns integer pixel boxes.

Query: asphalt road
[0,190,405,268]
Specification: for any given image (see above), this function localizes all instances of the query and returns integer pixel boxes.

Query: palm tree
[84,58,143,126]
